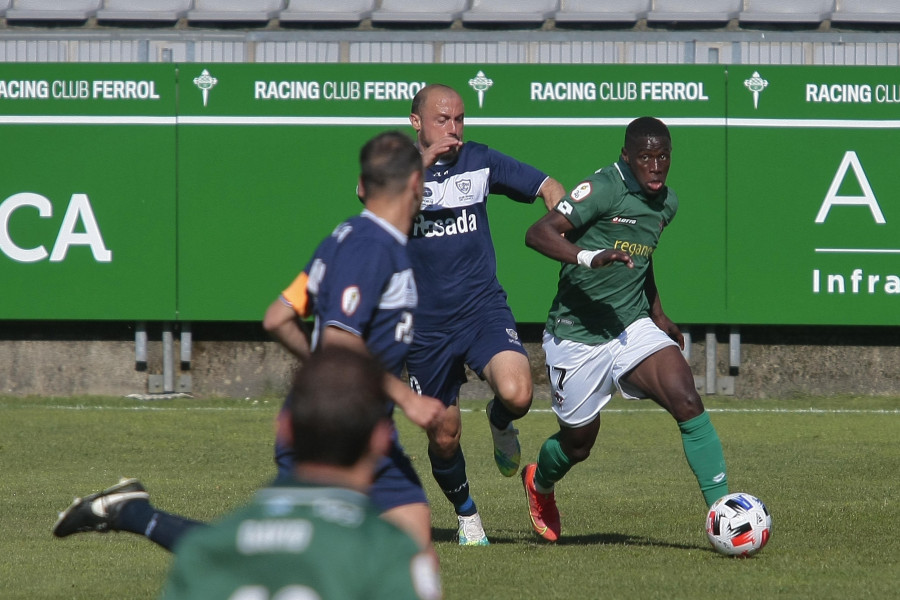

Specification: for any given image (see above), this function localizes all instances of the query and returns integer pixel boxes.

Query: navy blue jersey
[408,142,548,330]
[280,210,417,377]
[274,211,425,496]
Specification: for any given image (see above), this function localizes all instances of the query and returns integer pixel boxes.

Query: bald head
[411,84,461,117]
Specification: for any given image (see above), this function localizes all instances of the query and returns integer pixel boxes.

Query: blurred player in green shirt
[161,347,441,600]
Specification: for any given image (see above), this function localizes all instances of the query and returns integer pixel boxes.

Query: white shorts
[542,317,678,428]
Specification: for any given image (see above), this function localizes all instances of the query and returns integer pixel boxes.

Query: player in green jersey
[520,117,729,542]
[160,347,441,600]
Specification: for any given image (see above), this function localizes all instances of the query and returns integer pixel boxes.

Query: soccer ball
[706,493,772,557]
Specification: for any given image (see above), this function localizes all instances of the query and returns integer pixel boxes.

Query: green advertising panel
[0,64,176,320]
[175,64,399,321]
[2,62,896,326]
[175,64,727,323]
[726,66,900,325]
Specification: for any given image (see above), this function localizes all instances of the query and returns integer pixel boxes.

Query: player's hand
[404,392,445,431]
[591,249,634,269]
[421,135,462,167]
[652,312,685,350]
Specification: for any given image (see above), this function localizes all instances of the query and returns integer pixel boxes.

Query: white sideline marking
[5,404,898,415]
[15,404,266,413]
[467,407,900,415]
[10,115,900,130]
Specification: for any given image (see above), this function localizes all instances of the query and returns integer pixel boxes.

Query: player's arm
[644,258,684,350]
[525,210,634,269]
[537,177,567,211]
[321,326,444,431]
[420,135,462,168]
[263,299,312,361]
[383,376,444,432]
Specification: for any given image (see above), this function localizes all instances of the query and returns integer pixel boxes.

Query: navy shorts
[406,301,527,406]
[369,438,428,511]
[274,400,427,513]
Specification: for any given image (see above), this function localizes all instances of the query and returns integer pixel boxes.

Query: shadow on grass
[433,527,703,550]
[557,531,702,550]
[433,527,463,543]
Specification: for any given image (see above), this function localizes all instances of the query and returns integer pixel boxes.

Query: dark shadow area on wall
[1,321,898,346]
[681,324,900,348]
[0,320,270,343]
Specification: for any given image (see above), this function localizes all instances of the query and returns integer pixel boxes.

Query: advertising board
[726,66,900,324]
[1,63,896,325]
[0,64,176,320]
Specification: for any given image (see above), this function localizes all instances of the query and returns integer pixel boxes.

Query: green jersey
[546,158,678,344]
[160,480,440,600]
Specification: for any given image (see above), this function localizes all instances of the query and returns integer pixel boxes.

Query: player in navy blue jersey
[265,131,445,551]
[406,84,566,544]
[53,131,445,559]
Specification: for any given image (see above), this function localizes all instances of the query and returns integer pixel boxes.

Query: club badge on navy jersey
[341,286,361,316]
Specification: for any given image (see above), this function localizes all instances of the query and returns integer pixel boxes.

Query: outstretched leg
[623,345,728,507]
[53,478,204,552]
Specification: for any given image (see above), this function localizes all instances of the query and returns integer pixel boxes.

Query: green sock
[679,411,728,507]
[535,432,573,491]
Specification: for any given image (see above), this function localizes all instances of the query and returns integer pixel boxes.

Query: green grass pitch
[1,394,898,599]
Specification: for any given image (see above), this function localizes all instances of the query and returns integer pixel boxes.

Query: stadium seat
[462,0,557,25]
[830,0,900,25]
[554,0,649,24]
[371,0,468,25]
[97,0,192,22]
[647,0,741,24]
[5,0,101,21]
[187,0,283,23]
[738,0,835,25]
[278,0,375,24]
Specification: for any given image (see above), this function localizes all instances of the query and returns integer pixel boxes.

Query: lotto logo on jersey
[569,182,592,202]
[341,286,361,315]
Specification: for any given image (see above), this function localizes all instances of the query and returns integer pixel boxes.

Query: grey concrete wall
[688,326,900,399]
[2,323,897,399]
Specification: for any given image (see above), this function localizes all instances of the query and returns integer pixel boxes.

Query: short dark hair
[625,116,671,148]
[290,347,389,467]
[410,83,458,117]
[359,130,422,196]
